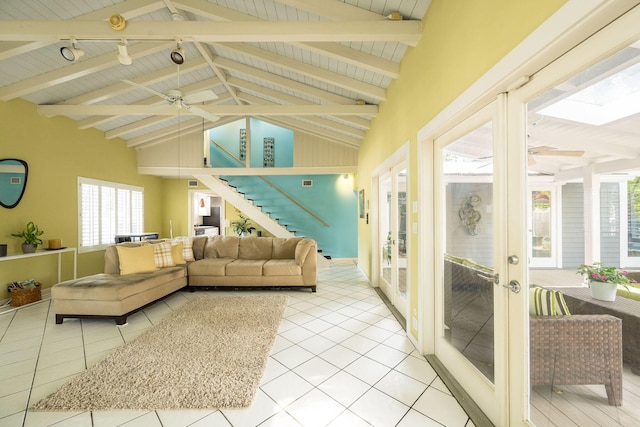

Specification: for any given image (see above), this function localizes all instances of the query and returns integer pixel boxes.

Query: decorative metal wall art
[459,194,482,235]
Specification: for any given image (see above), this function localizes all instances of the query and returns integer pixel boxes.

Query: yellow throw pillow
[116,245,157,275]
[171,241,186,264]
[173,237,195,262]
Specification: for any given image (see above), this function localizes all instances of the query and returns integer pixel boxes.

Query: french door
[434,96,527,425]
[379,162,409,318]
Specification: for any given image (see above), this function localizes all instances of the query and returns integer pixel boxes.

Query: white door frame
[417,1,637,425]
[371,142,410,324]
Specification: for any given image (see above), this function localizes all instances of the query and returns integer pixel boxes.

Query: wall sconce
[117,40,132,65]
[170,43,185,65]
[60,38,84,62]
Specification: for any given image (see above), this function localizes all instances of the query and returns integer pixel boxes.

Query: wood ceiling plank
[0,42,172,101]
[272,0,386,21]
[214,42,386,101]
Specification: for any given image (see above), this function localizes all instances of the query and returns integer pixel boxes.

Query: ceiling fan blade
[183,90,218,104]
[122,79,171,102]
[535,150,584,157]
[187,105,220,123]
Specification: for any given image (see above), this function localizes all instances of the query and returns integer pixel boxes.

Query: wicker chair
[530,314,623,406]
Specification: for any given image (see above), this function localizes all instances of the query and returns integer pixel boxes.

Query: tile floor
[0,260,474,427]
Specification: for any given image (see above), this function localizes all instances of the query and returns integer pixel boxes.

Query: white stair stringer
[194,174,292,238]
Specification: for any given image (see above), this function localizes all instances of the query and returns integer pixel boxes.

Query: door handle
[477,272,499,285]
[506,280,521,293]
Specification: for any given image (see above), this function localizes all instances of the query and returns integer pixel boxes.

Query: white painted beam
[1,20,422,45]
[38,104,378,117]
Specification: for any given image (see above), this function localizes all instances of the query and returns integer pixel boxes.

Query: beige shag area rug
[32,295,289,410]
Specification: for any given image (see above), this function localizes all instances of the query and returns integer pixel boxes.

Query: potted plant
[230,212,256,237]
[577,262,637,301]
[11,221,44,253]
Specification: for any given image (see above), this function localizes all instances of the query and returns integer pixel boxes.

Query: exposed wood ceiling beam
[227,77,370,130]
[236,91,365,140]
[38,104,378,117]
[130,115,242,148]
[255,115,361,148]
[213,42,386,101]
[173,0,400,78]
[1,20,422,45]
[213,56,356,105]
[0,42,172,101]
[59,58,211,105]
[105,92,232,139]
[0,0,164,61]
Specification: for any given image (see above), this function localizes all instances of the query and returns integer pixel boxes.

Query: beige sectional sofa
[52,236,317,325]
[187,236,317,290]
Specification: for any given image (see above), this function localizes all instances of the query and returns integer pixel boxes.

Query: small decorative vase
[590,281,617,302]
[21,244,36,254]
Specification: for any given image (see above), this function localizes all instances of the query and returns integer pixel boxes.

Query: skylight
[539,61,640,125]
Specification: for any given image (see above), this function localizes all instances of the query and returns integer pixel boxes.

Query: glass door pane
[442,123,495,383]
[525,39,640,427]
[379,173,392,298]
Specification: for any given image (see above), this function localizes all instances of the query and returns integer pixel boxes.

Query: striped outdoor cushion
[529,286,571,316]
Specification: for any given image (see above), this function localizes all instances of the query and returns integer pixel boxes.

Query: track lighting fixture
[60,39,84,62]
[170,43,185,65]
[117,40,132,65]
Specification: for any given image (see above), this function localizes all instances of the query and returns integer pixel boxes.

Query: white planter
[590,281,617,302]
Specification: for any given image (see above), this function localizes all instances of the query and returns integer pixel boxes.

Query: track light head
[117,41,132,65]
[170,44,185,65]
[60,40,84,62]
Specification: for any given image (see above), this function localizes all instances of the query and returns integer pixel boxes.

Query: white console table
[0,247,77,282]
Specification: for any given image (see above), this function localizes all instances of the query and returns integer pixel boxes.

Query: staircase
[193,173,332,259]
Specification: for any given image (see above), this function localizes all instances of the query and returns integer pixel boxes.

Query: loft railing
[210,139,329,228]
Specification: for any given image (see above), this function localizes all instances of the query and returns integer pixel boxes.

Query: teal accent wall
[209,118,245,167]
[268,174,357,258]
[249,118,293,168]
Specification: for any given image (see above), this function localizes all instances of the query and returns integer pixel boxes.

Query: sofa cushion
[272,237,302,259]
[116,245,157,275]
[204,236,239,259]
[264,259,302,276]
[191,236,207,260]
[295,239,315,265]
[239,237,273,259]
[226,259,266,276]
[187,258,235,276]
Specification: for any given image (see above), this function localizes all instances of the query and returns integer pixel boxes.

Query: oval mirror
[0,159,28,209]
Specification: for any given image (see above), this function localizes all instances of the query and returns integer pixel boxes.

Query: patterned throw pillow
[142,241,175,268]
[529,286,571,316]
[173,237,195,262]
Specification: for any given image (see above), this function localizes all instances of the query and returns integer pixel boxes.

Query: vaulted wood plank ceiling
[0,0,430,150]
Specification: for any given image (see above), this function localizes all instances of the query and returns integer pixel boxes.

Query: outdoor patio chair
[530,314,623,406]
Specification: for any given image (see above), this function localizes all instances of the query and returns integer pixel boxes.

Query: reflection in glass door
[529,188,558,268]
[379,164,408,318]
[435,99,510,424]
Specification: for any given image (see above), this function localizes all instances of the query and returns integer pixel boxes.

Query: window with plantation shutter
[78,177,144,252]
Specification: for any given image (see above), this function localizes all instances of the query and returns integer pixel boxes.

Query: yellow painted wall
[0,98,163,301]
[357,0,566,338]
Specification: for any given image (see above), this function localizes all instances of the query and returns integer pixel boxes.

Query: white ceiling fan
[122,79,220,123]
[528,145,584,166]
